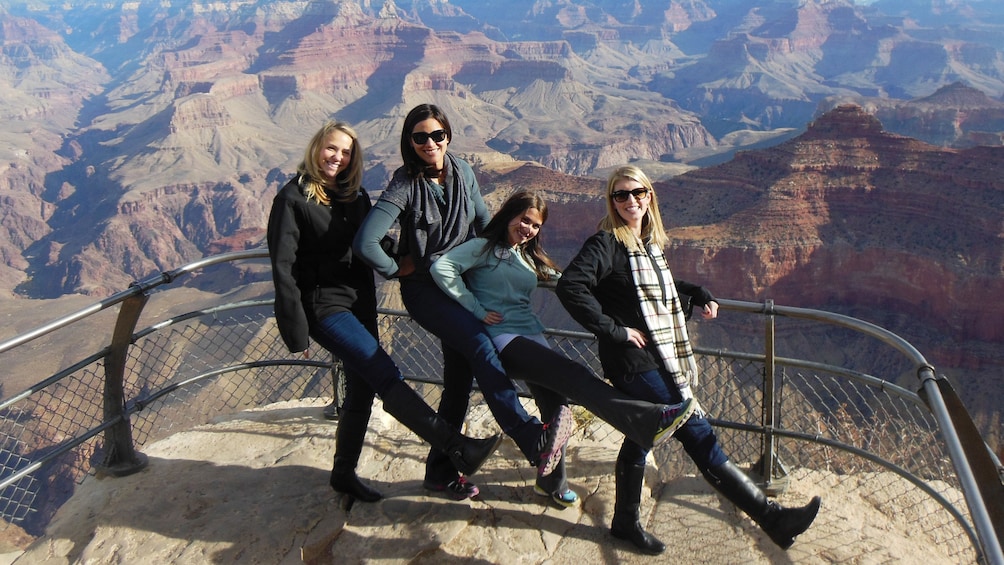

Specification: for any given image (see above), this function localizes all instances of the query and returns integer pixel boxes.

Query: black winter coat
[266,178,376,353]
[556,230,716,378]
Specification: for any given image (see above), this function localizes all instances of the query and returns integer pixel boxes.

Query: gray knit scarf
[627,241,700,402]
[406,152,474,273]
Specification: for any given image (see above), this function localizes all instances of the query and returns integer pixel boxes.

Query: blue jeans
[401,277,539,451]
[610,368,728,470]
[309,311,403,399]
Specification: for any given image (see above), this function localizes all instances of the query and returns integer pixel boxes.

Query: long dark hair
[480,191,560,281]
[399,103,453,178]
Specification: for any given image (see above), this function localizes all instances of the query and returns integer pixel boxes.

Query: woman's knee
[679,418,728,469]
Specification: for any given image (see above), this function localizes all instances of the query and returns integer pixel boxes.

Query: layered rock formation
[660,104,1003,344]
[1,0,1003,298]
[651,104,1003,453]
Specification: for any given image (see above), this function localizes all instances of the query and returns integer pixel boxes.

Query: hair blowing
[297,121,364,205]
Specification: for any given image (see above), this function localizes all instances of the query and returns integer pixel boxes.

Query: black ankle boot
[758,496,821,549]
[380,380,502,477]
[610,460,665,555]
[702,460,820,549]
[330,459,383,502]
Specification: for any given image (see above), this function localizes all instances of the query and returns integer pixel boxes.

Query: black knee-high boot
[329,407,383,502]
[381,379,503,477]
[702,460,821,549]
[610,460,666,555]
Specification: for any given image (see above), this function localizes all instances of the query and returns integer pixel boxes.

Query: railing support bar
[761,299,778,490]
[94,290,150,477]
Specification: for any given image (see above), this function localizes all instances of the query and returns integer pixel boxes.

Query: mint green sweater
[430,237,555,339]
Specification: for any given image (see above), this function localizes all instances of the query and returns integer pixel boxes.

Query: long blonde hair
[297,121,364,205]
[598,165,668,251]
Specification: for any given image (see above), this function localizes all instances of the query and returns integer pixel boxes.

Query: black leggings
[497,337,666,449]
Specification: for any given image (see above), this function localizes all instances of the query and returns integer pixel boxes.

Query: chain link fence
[0,256,988,563]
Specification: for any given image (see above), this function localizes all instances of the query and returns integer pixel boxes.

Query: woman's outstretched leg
[313,312,503,480]
[499,337,693,449]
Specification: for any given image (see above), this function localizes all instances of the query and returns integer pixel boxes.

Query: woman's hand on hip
[395,255,416,278]
[625,327,648,348]
[483,311,503,325]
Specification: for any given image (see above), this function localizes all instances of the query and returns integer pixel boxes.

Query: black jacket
[266,178,376,352]
[556,230,716,378]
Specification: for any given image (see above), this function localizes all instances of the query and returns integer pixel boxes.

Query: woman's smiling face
[317,130,353,181]
[507,207,543,247]
[611,178,650,228]
[410,118,449,171]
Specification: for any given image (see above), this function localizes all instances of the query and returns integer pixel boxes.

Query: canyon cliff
[2,0,1004,298]
[0,0,1000,459]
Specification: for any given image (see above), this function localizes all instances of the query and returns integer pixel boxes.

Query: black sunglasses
[610,188,650,203]
[411,129,448,145]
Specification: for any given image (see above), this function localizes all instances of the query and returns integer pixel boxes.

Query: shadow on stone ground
[14,400,968,564]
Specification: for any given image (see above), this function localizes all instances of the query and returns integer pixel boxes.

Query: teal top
[430,237,557,340]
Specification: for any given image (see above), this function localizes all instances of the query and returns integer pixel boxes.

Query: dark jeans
[309,311,400,399]
[610,368,728,470]
[401,277,541,466]
[424,345,474,483]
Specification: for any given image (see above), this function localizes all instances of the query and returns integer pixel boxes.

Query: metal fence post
[760,299,780,492]
[95,291,150,476]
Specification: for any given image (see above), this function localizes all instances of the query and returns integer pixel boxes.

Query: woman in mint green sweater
[430,191,694,507]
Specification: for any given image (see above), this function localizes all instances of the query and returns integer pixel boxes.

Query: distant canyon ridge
[0,1,1001,453]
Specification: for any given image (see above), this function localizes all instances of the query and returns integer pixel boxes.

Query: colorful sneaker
[536,405,575,478]
[534,484,579,509]
[652,398,696,446]
[423,476,479,500]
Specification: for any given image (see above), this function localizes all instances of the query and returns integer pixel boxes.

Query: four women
[269,112,819,552]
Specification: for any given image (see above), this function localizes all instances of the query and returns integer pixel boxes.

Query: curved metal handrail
[0,250,998,564]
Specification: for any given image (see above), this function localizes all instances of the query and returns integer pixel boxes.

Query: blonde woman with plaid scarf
[556,165,820,554]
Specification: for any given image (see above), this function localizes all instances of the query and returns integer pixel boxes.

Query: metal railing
[0,249,1001,564]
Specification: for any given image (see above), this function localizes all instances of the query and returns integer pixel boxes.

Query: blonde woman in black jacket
[267,121,501,502]
[557,165,820,553]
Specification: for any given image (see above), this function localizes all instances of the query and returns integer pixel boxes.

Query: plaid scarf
[627,242,700,397]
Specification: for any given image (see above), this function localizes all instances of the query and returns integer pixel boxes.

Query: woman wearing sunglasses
[556,165,820,553]
[353,104,574,500]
